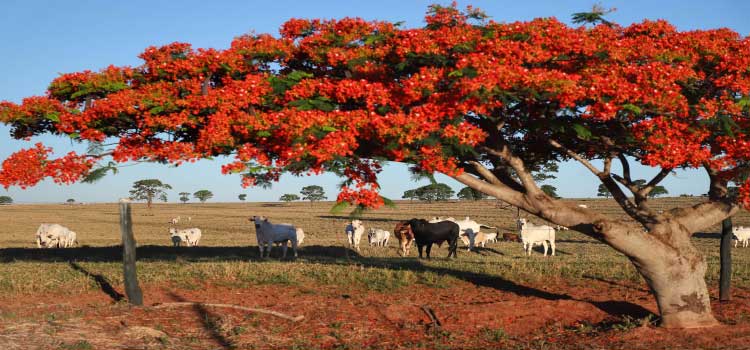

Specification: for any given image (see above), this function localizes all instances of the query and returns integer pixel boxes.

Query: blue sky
[1,0,748,203]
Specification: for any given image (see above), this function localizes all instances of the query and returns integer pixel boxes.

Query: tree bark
[120,200,143,306]
[720,217,732,302]
[600,222,718,328]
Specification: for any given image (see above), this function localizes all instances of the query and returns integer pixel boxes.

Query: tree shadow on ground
[167,291,233,350]
[2,245,654,320]
[68,261,125,302]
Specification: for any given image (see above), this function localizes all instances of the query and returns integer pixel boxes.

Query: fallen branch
[152,302,304,322]
[421,305,442,333]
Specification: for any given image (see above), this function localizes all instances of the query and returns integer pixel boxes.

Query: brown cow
[502,232,520,242]
[393,221,415,256]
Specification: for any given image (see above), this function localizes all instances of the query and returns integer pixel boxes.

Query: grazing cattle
[577,204,588,209]
[393,221,414,256]
[477,232,497,247]
[345,220,365,252]
[429,216,496,251]
[170,216,181,225]
[407,219,459,259]
[502,232,520,242]
[368,228,390,247]
[35,224,76,248]
[251,216,301,258]
[733,226,750,248]
[516,218,556,256]
[169,227,202,246]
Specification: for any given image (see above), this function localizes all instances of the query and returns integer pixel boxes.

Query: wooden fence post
[120,199,143,305]
[720,217,732,302]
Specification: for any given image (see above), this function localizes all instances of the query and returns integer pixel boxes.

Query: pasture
[2,198,750,349]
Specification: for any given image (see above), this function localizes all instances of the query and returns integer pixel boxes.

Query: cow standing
[407,219,459,259]
[393,221,415,256]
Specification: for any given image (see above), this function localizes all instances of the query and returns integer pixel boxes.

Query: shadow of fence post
[120,199,143,305]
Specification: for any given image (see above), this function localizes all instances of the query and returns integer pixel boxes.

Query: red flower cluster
[1,4,749,208]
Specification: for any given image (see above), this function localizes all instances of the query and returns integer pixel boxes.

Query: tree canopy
[457,186,487,200]
[238,193,247,201]
[193,189,213,203]
[0,196,12,205]
[280,193,300,202]
[179,191,190,203]
[414,183,454,202]
[1,4,749,327]
[129,179,171,208]
[300,185,326,204]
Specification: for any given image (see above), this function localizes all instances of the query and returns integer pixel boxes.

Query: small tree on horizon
[66,198,75,204]
[540,184,560,199]
[239,194,247,202]
[0,196,12,205]
[300,185,326,206]
[159,193,168,203]
[194,190,213,203]
[597,183,612,198]
[457,186,488,200]
[648,186,669,198]
[402,189,419,201]
[280,193,300,203]
[179,192,190,204]
[129,179,172,209]
[414,183,454,203]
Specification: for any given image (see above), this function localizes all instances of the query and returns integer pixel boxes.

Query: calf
[502,232,520,242]
[368,228,390,247]
[733,226,750,248]
[169,227,202,247]
[35,224,75,248]
[393,221,415,256]
[407,219,459,259]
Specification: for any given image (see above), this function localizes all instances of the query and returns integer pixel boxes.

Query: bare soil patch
[2,278,750,349]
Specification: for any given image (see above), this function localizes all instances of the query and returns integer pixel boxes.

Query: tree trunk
[720,217,732,302]
[604,224,718,328]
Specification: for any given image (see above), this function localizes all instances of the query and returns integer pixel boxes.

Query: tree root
[151,302,305,322]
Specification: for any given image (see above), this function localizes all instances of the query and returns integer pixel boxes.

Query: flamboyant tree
[1,4,749,327]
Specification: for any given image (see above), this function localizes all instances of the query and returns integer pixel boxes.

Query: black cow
[407,219,460,259]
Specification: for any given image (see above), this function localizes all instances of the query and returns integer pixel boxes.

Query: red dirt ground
[1,278,750,349]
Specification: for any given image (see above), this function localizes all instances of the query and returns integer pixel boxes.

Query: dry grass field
[2,198,750,349]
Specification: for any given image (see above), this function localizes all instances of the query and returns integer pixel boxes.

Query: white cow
[516,218,556,256]
[251,216,301,258]
[170,216,181,225]
[169,227,201,247]
[345,220,366,252]
[577,204,588,209]
[733,226,750,248]
[367,228,390,247]
[35,224,76,248]
[481,232,498,246]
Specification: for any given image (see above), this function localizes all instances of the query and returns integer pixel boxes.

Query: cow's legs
[281,241,288,258]
[550,240,556,256]
[417,243,424,259]
[425,243,433,259]
[292,239,298,258]
[542,241,549,256]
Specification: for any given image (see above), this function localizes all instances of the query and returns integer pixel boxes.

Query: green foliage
[402,189,418,201]
[413,183,454,202]
[280,193,300,202]
[457,186,488,200]
[0,196,12,205]
[300,185,327,204]
[179,192,190,204]
[66,198,75,204]
[159,193,168,202]
[571,4,615,26]
[81,161,118,184]
[238,194,247,201]
[129,179,172,208]
[648,185,669,198]
[540,184,560,199]
[193,190,213,203]
[597,184,611,198]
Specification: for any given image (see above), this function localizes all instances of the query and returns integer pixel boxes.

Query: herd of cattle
[33,209,750,258]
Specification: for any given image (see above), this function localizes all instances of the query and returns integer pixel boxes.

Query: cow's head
[516,218,528,230]
[169,227,177,235]
[351,219,362,228]
[251,215,267,228]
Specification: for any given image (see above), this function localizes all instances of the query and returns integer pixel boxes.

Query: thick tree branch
[479,145,541,195]
[453,172,530,210]
[669,165,738,234]
[638,168,672,198]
